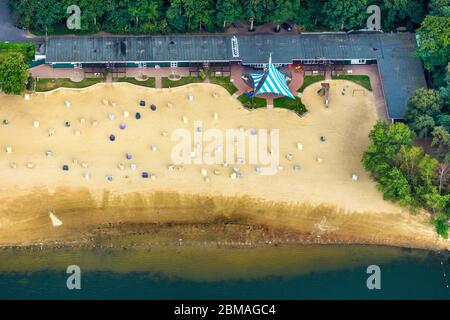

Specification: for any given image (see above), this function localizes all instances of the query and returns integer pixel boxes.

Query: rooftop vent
[120,41,127,56]
[169,40,176,51]
[231,36,239,58]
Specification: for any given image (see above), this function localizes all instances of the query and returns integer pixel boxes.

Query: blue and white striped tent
[250,63,295,99]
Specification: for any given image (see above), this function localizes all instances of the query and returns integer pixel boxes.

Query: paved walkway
[223,20,300,35]
[0,0,31,42]
[230,63,248,96]
[155,76,162,88]
[289,69,304,96]
[29,65,85,82]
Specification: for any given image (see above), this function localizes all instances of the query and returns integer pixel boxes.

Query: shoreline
[0,231,446,252]
[0,189,447,251]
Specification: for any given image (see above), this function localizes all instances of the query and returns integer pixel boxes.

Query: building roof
[45,32,426,119]
[376,33,428,119]
[45,33,387,64]
[236,33,384,63]
[46,35,232,63]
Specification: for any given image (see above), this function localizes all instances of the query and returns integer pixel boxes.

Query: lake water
[0,245,449,299]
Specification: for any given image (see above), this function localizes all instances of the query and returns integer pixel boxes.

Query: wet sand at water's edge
[0,189,446,250]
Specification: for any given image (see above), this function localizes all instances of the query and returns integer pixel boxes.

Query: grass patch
[297,75,325,92]
[331,75,372,91]
[35,78,104,92]
[237,93,267,109]
[0,42,35,63]
[113,77,155,88]
[273,96,308,115]
[162,76,203,88]
[209,77,238,95]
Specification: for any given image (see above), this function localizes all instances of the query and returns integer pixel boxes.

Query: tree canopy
[381,0,426,31]
[0,53,29,95]
[428,0,450,17]
[405,87,450,161]
[416,15,450,86]
[322,0,368,31]
[363,121,449,238]
[405,88,444,137]
[362,121,414,176]
[9,0,449,36]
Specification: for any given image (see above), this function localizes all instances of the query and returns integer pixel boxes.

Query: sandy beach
[0,81,446,250]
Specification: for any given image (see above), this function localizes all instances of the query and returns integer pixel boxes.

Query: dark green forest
[10,0,438,35]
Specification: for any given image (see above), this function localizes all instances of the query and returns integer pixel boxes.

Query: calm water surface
[0,245,448,299]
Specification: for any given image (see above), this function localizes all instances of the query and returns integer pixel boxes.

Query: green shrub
[435,219,449,239]
[113,77,155,88]
[35,78,104,92]
[199,69,206,80]
[209,77,238,95]
[0,43,35,63]
[161,77,203,88]
[331,75,372,91]
[237,93,267,108]
[297,75,325,92]
[273,96,307,115]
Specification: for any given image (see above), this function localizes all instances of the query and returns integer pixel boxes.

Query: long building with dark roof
[44,32,427,120]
